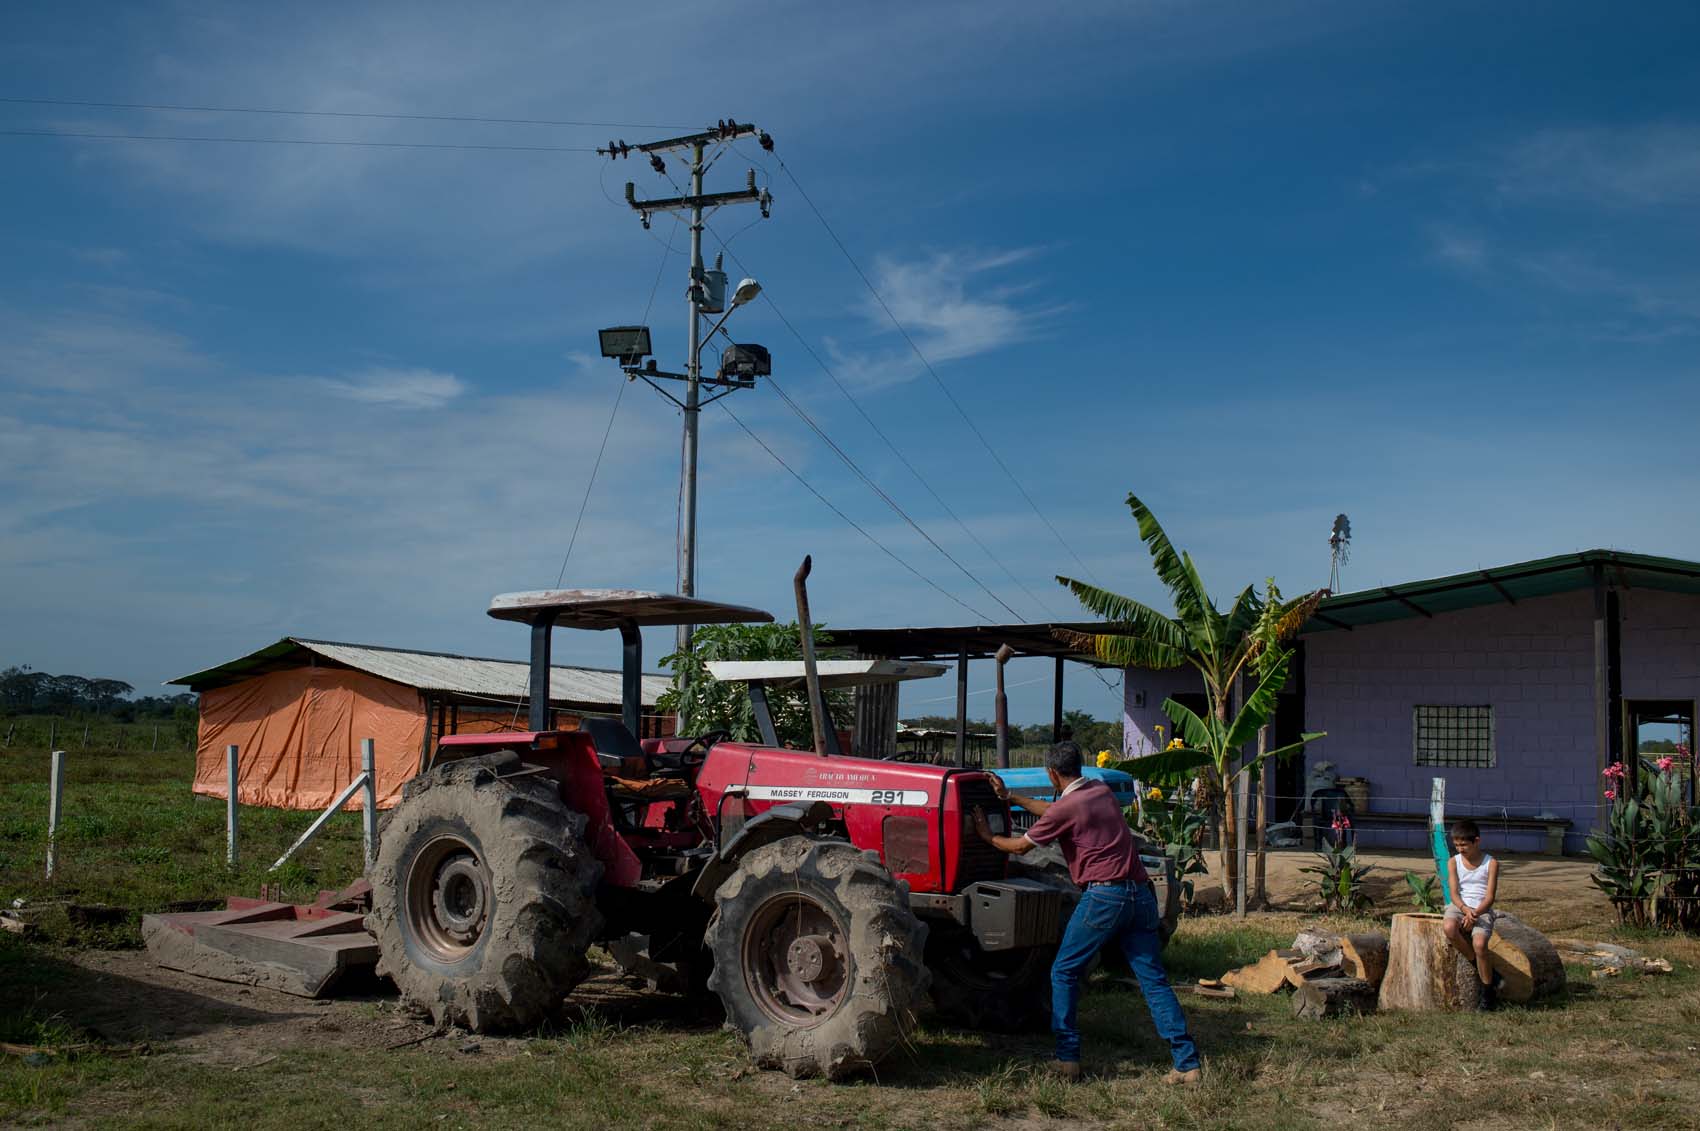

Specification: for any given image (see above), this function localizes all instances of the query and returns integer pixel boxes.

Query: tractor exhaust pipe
[994,644,1014,769]
[793,555,831,757]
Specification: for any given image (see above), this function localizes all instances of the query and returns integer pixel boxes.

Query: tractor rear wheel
[926,930,1054,1033]
[368,753,603,1031]
[706,836,928,1080]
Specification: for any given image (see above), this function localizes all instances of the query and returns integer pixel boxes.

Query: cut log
[1221,949,1300,994]
[1284,958,1341,988]
[1293,977,1378,1020]
[1379,913,1484,1011]
[1484,913,1566,1003]
[1340,933,1390,988]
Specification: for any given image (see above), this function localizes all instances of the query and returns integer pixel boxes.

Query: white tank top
[1455,853,1493,907]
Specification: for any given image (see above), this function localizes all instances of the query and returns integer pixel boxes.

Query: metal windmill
[1328,513,1352,593]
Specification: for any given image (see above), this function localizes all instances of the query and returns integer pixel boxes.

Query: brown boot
[1164,1067,1202,1087]
[1048,1059,1082,1083]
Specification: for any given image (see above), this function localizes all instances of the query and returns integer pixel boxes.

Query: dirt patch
[1216,846,1613,934]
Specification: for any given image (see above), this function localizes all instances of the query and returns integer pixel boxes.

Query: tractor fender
[691,799,838,902]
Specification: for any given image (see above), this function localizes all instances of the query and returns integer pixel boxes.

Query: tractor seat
[577,717,647,778]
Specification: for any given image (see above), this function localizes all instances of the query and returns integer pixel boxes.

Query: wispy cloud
[0,309,209,392]
[1417,123,1700,340]
[1496,125,1700,209]
[823,246,1063,390]
[1426,225,1488,271]
[319,367,467,409]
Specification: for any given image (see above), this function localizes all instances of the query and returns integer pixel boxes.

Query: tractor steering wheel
[679,730,730,765]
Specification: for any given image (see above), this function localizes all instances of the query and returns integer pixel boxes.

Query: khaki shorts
[1444,906,1500,938]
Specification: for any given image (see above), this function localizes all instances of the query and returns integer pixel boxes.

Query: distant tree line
[0,665,196,722]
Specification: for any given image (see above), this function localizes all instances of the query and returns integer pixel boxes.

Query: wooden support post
[48,719,56,750]
[3,722,13,747]
[46,749,64,880]
[82,724,90,748]
[1235,767,1250,917]
[361,738,378,866]
[151,723,159,752]
[954,648,968,765]
[226,744,240,868]
[1052,656,1065,743]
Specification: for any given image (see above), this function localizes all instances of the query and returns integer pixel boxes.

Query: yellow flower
[1095,750,1113,768]
[1146,786,1163,801]
[1167,737,1186,750]
[1154,724,1165,737]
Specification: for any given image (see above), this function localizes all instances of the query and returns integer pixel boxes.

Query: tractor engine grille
[951,777,1008,889]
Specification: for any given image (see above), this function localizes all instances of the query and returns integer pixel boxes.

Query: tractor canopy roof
[488,589,774,629]
[705,658,946,690]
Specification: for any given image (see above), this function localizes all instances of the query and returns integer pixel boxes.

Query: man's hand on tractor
[985,773,1008,803]
[972,805,995,844]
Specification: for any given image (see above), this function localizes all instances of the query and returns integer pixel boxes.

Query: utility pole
[602,121,773,656]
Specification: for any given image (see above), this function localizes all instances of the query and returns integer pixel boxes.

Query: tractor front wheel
[368,753,603,1031]
[706,836,928,1080]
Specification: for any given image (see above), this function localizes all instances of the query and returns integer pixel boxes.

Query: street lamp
[699,277,761,363]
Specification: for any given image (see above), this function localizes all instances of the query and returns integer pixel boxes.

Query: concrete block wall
[1619,589,1700,704]
[1121,665,1205,756]
[1299,590,1603,854]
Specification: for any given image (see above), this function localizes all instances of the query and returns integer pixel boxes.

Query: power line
[762,373,1021,621]
[761,147,1103,585]
[555,377,628,586]
[555,215,680,585]
[708,215,1063,621]
[0,96,691,130]
[1,127,598,152]
[693,224,1026,619]
[716,401,993,623]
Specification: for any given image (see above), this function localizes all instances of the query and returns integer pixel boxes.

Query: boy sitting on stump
[1441,818,1504,1009]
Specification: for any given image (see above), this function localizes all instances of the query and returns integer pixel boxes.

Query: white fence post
[226,744,240,867]
[1429,776,1448,903]
[361,738,378,866]
[46,750,65,880]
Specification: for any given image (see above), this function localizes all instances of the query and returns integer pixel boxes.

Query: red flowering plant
[1587,752,1700,931]
[1300,811,1375,913]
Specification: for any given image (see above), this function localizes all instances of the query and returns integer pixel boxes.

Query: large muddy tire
[706,836,929,1080]
[368,753,603,1031]
[925,930,1054,1032]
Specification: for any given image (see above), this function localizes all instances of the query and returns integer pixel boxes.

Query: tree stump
[1293,977,1378,1020]
[1379,913,1482,1011]
[1485,913,1566,1003]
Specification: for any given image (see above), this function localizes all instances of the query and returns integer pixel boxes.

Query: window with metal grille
[1413,705,1495,768]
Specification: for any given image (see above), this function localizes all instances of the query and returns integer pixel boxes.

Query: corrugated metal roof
[169,637,668,708]
[1305,549,1700,632]
[705,659,947,689]
[488,589,773,628]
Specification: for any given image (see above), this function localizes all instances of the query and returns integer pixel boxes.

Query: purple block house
[1122,551,1700,854]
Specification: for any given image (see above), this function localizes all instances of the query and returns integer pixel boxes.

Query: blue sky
[3,1,1698,726]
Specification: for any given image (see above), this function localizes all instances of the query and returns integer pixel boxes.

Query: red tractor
[366,573,1072,1078]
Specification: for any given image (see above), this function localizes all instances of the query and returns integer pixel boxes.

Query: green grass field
[0,743,365,947]
[2,743,1698,1129]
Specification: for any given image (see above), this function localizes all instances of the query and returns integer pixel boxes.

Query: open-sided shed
[169,637,670,811]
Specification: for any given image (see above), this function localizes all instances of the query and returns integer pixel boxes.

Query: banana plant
[1055,493,1327,898]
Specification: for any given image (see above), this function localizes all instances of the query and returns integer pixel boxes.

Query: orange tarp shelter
[172,637,671,811]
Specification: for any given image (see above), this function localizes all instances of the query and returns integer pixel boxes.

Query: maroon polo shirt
[1022,777,1148,887]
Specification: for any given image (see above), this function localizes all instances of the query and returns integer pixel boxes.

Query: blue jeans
[1051,882,1200,1070]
